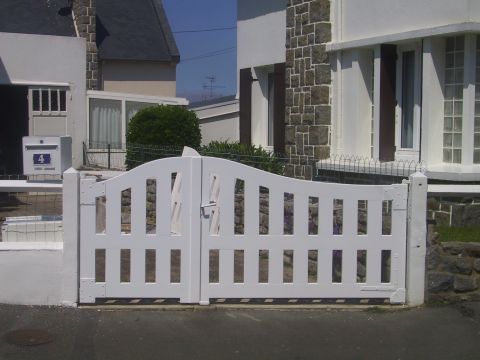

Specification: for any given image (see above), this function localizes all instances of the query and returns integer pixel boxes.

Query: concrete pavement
[0,303,479,360]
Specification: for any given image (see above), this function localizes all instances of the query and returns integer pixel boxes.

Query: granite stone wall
[72,0,98,90]
[285,0,331,180]
[426,226,480,303]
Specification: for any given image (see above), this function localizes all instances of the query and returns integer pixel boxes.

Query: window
[475,36,480,163]
[370,51,375,158]
[89,98,122,149]
[401,51,415,149]
[31,88,67,114]
[443,36,464,164]
[267,73,275,147]
[87,91,183,150]
[126,101,155,127]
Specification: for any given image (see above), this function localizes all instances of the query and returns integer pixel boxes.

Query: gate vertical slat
[343,197,357,239]
[342,249,357,285]
[368,199,382,238]
[157,172,171,236]
[294,194,308,237]
[366,247,381,285]
[293,248,308,284]
[317,250,332,285]
[244,248,259,285]
[131,247,145,285]
[269,188,284,236]
[106,248,120,287]
[218,177,235,237]
[243,180,259,237]
[131,179,146,236]
[317,194,332,239]
[157,248,169,284]
[219,249,234,285]
[269,247,283,284]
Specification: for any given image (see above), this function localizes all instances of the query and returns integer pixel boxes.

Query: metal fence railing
[316,154,426,184]
[83,142,426,184]
[0,174,63,243]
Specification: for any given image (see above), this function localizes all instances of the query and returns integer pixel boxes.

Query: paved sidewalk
[0,303,479,360]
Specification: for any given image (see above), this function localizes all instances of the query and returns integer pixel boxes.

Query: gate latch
[201,201,217,209]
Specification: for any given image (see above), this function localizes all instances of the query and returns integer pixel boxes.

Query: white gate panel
[78,150,410,304]
[200,157,408,304]
[79,156,201,303]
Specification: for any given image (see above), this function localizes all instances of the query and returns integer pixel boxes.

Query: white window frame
[395,42,422,162]
[86,90,188,150]
[29,87,69,116]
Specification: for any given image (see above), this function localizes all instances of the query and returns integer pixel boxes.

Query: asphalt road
[0,303,479,360]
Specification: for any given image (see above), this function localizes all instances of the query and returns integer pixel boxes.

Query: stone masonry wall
[285,0,331,180]
[72,0,98,90]
[427,226,480,303]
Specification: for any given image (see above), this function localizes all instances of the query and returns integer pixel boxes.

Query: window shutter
[239,68,252,144]
[379,44,397,162]
[273,63,286,154]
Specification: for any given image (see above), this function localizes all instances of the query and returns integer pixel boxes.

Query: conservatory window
[89,98,122,149]
[474,36,480,164]
[443,36,464,164]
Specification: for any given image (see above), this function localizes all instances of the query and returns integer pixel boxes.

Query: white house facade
[0,32,86,171]
[237,0,286,153]
[328,0,480,181]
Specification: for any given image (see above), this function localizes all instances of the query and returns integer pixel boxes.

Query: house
[0,0,186,173]
[325,0,480,181]
[95,0,180,97]
[188,95,239,145]
[237,0,480,182]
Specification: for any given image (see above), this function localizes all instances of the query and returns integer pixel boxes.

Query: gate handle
[201,201,217,208]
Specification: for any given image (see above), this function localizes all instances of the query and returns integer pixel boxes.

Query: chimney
[72,0,98,90]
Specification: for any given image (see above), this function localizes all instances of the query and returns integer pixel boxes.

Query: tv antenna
[202,75,225,99]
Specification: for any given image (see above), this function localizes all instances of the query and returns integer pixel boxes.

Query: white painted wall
[0,32,86,168]
[337,49,373,157]
[336,0,480,42]
[0,244,63,306]
[421,37,445,167]
[194,100,240,145]
[237,0,286,71]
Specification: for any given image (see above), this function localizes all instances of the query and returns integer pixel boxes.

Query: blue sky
[162,0,237,102]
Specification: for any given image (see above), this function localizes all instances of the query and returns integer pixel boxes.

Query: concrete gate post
[61,168,80,307]
[406,172,428,306]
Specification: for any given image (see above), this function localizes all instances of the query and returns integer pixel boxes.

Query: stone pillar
[285,0,331,180]
[72,0,98,90]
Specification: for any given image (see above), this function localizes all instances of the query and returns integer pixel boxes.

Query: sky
[162,0,237,103]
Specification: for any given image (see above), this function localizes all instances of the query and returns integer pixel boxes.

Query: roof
[97,0,180,63]
[188,95,238,109]
[0,0,76,37]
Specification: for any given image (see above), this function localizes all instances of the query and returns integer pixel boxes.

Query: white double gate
[79,149,410,304]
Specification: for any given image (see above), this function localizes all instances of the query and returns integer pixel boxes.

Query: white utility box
[22,136,72,176]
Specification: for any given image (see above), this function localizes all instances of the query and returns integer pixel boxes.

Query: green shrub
[126,105,201,169]
[200,141,285,175]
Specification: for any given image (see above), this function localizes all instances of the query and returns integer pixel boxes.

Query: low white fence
[0,179,67,306]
